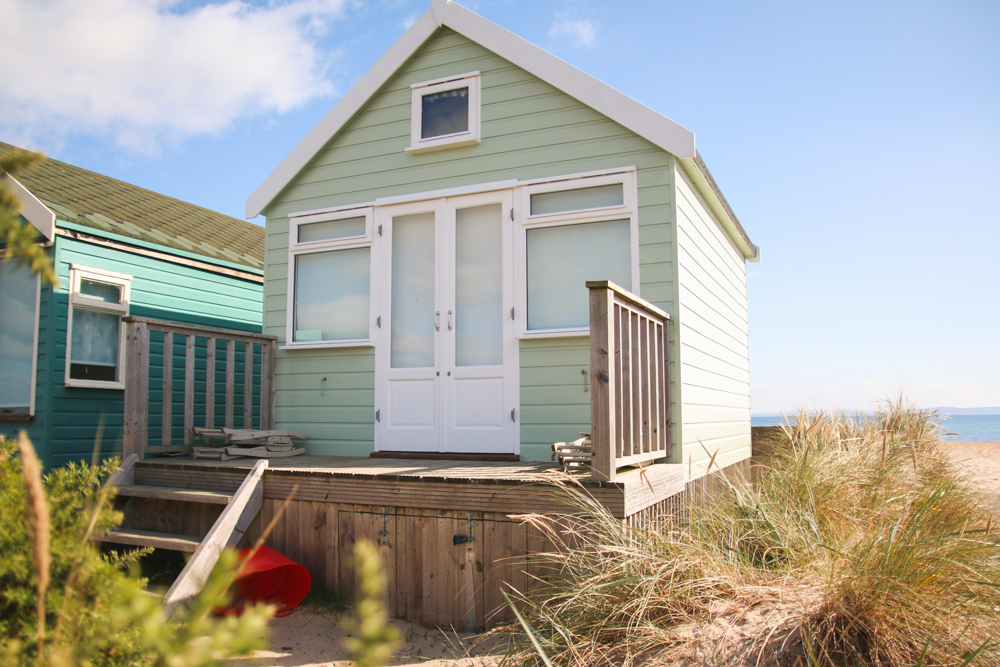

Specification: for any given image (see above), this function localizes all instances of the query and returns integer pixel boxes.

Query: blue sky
[2,0,997,413]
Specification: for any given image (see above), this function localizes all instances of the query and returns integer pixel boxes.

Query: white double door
[374,191,518,454]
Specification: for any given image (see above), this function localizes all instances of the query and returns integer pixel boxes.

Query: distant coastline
[750,410,1000,442]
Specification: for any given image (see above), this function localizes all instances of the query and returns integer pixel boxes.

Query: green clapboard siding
[0,232,263,468]
[264,27,680,460]
[674,164,751,478]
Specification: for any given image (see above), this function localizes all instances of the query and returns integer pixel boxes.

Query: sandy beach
[246,441,1000,666]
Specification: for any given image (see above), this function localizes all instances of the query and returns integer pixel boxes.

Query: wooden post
[161,331,173,448]
[123,319,149,461]
[588,282,616,482]
[260,340,275,430]
[184,335,195,446]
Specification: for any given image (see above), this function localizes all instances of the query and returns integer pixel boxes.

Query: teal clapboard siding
[263,27,680,461]
[674,164,751,478]
[0,232,263,467]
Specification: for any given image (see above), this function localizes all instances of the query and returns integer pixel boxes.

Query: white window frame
[515,168,640,338]
[65,265,131,390]
[406,71,481,154]
[284,206,379,349]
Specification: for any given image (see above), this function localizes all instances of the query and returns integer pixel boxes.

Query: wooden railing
[123,317,277,460]
[588,281,671,481]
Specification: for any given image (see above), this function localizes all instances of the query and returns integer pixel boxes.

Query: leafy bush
[496,402,999,666]
[0,433,274,666]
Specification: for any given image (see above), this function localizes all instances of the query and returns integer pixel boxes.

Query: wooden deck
[134,455,684,518]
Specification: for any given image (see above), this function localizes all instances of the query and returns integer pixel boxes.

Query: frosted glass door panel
[455,204,502,367]
[391,212,436,368]
[526,219,631,330]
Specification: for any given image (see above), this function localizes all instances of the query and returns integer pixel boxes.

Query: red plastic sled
[215,546,311,617]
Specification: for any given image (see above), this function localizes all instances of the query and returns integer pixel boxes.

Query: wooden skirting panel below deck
[133,455,686,630]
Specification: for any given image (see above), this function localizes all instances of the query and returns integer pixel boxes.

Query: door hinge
[375,409,380,422]
[376,315,381,328]
[509,307,515,320]
[511,408,516,422]
[509,207,514,221]
[377,224,382,236]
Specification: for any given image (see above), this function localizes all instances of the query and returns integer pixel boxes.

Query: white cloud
[549,12,597,48]
[0,0,350,153]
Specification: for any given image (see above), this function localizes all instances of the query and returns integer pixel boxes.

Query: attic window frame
[64,265,131,390]
[406,71,481,154]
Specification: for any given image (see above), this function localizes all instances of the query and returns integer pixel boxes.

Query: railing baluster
[184,334,195,445]
[123,319,149,460]
[205,337,216,430]
[243,341,253,429]
[162,331,173,447]
[225,339,235,429]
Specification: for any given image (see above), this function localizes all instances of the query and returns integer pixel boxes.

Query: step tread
[114,484,233,505]
[99,528,201,552]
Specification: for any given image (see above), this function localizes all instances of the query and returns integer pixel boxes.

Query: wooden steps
[102,528,200,552]
[93,454,268,615]
[114,484,233,505]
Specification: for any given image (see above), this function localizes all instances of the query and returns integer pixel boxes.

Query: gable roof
[247,0,758,261]
[1,142,265,270]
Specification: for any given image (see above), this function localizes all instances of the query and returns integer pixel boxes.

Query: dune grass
[496,402,999,666]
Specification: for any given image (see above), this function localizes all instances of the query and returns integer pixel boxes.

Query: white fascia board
[437,1,696,159]
[3,174,55,242]
[677,156,759,262]
[245,9,442,219]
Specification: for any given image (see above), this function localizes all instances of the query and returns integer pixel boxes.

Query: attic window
[407,72,481,154]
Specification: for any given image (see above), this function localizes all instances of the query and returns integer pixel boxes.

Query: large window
[407,72,481,154]
[286,207,375,347]
[0,258,39,417]
[518,170,639,335]
[65,265,131,389]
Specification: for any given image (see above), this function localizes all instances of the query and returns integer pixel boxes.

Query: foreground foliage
[0,433,273,666]
[498,402,999,666]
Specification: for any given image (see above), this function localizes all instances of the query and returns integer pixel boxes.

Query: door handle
[434,311,440,331]
[447,309,453,331]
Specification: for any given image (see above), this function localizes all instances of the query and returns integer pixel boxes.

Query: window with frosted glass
[526,219,631,330]
[421,87,469,139]
[293,247,371,342]
[0,259,37,413]
[529,184,624,216]
[297,216,366,244]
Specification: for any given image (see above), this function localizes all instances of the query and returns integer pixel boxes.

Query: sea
[750,414,1000,443]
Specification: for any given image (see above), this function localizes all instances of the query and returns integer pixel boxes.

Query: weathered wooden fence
[122,317,276,460]
[587,280,670,481]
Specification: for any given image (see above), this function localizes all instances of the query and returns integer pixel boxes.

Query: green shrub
[0,433,274,666]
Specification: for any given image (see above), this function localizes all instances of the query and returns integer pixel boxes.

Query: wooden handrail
[123,318,277,460]
[588,281,670,481]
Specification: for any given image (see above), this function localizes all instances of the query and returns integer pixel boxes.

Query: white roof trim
[246,0,696,219]
[3,174,55,242]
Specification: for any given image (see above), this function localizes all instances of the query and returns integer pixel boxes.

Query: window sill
[406,136,480,154]
[517,327,590,340]
[281,339,375,351]
[65,378,125,390]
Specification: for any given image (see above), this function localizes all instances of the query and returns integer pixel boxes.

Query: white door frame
[373,190,519,454]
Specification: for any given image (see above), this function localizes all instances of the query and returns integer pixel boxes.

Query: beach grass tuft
[493,400,1000,666]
